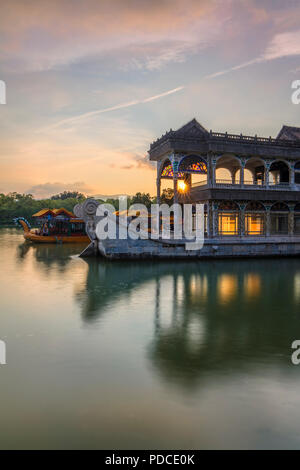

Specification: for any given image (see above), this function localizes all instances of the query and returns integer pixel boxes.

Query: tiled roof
[32,208,75,218]
[277,125,300,141]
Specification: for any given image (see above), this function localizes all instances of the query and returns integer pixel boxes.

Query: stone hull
[89,236,300,260]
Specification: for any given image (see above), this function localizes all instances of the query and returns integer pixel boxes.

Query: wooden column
[265,164,270,188]
[212,203,218,237]
[211,159,216,187]
[290,164,295,187]
[156,177,161,204]
[266,207,271,237]
[206,202,210,238]
[288,205,295,236]
[173,174,178,204]
[239,204,246,237]
[231,170,236,185]
[240,159,245,187]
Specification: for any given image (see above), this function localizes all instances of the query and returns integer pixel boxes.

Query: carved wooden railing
[151,129,300,149]
[209,131,300,148]
[191,180,297,190]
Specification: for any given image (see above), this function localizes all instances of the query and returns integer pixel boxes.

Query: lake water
[1,227,300,449]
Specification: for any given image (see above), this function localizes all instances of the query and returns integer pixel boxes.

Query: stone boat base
[80,236,300,260]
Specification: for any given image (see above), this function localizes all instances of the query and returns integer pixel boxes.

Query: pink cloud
[0,0,228,71]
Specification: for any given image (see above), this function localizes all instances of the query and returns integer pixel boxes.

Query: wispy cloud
[204,58,263,79]
[41,86,185,131]
[291,66,300,74]
[264,30,300,60]
[110,153,154,171]
[205,29,300,80]
[143,86,184,103]
[0,0,223,72]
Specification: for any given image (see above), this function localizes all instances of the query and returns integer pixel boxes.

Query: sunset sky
[1,0,300,197]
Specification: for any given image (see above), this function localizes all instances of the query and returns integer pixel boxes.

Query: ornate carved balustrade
[191,180,296,190]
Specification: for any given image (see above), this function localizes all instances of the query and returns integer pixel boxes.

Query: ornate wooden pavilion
[149,119,300,239]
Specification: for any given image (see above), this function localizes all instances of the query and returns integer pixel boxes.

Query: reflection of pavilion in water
[15,242,300,389]
[77,258,300,389]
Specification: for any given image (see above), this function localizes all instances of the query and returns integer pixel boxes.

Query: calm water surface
[1,227,300,449]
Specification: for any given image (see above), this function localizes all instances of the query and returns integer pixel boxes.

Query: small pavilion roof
[32,209,54,218]
[32,208,75,218]
[52,208,75,218]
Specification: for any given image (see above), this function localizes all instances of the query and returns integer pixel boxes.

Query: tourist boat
[14,208,89,244]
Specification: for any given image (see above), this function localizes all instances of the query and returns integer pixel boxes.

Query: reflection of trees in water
[78,258,300,389]
[75,260,169,322]
[16,241,85,274]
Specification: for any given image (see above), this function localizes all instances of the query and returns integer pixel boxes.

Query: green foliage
[93,193,155,211]
[129,192,153,209]
[0,191,160,225]
[160,188,174,206]
[103,198,119,209]
[0,192,87,225]
[50,191,85,201]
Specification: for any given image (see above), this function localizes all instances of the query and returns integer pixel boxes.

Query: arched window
[269,161,290,185]
[178,155,207,174]
[216,155,241,184]
[245,202,266,235]
[295,161,300,185]
[161,160,173,178]
[218,201,239,236]
[271,202,289,212]
[160,160,184,179]
[245,157,265,186]
[270,202,289,235]
[294,203,300,234]
[178,155,207,186]
[219,201,239,211]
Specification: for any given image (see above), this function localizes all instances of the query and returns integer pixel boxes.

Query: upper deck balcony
[192,179,300,191]
[186,173,300,205]
[149,120,300,162]
[152,119,300,204]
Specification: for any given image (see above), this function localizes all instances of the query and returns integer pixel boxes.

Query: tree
[0,192,85,225]
[51,191,85,200]
[160,188,174,206]
[129,192,153,209]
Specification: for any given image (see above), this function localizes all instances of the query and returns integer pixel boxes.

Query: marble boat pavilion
[150,119,300,239]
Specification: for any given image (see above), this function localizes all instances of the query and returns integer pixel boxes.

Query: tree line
[0,189,174,225]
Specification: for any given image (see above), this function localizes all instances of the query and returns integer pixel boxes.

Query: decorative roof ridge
[150,120,300,151]
[150,118,209,148]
